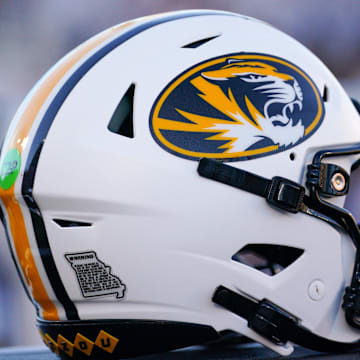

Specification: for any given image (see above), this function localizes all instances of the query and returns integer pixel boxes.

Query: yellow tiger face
[200,60,304,147]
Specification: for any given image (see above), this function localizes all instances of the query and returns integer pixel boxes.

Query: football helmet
[1,9,360,359]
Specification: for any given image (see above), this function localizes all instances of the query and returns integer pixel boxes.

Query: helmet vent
[53,219,92,228]
[322,85,328,102]
[352,98,360,114]
[232,244,304,276]
[108,84,135,138]
[182,35,220,49]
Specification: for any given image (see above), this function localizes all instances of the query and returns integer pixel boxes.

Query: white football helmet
[1,9,360,359]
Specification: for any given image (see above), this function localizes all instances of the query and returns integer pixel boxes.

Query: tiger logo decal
[150,53,324,161]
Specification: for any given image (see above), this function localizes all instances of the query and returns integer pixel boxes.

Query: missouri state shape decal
[150,53,324,161]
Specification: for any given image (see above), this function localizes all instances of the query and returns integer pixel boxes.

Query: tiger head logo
[200,60,304,150]
[150,54,324,161]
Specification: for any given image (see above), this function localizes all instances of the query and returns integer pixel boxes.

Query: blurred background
[0,0,359,348]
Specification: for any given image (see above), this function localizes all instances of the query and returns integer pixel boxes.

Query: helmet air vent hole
[108,84,135,138]
[289,152,296,161]
[182,35,220,49]
[232,244,304,276]
[53,219,92,228]
[352,98,360,114]
[322,85,328,102]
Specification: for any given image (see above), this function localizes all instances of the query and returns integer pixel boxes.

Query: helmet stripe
[0,18,138,320]
[14,10,237,320]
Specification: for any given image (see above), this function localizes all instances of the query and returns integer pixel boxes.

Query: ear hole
[232,244,304,276]
[289,152,296,161]
[182,35,220,49]
[108,84,135,138]
[53,219,92,228]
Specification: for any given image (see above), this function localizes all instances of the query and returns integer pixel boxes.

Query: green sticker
[0,148,21,190]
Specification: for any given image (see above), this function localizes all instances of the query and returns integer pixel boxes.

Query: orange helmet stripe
[0,20,136,321]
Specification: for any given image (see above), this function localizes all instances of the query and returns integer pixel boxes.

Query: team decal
[39,329,119,357]
[150,53,324,161]
[0,148,21,190]
[65,251,126,299]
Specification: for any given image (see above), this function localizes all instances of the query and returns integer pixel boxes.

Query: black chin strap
[198,158,306,214]
[197,158,341,228]
[213,286,360,352]
[198,158,356,230]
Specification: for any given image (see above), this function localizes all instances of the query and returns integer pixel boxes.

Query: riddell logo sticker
[65,251,126,299]
[150,53,324,161]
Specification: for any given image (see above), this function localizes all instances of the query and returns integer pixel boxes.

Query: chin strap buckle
[213,286,296,346]
[198,158,306,214]
[248,299,296,345]
[266,177,305,214]
[307,163,350,197]
[213,285,360,352]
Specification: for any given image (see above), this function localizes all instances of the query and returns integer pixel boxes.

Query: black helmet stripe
[21,10,237,320]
